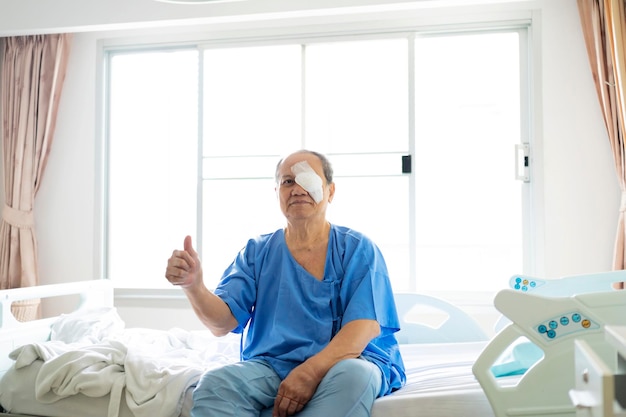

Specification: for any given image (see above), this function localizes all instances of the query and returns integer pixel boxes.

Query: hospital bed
[2,271,624,417]
[0,280,495,417]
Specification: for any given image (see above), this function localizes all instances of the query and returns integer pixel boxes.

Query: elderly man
[165,150,405,417]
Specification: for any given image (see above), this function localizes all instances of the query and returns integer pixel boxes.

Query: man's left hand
[273,362,320,417]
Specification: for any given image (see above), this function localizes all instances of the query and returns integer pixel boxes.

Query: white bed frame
[473,271,626,417]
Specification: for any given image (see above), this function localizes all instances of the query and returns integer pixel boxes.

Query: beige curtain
[578,0,626,278]
[0,34,72,320]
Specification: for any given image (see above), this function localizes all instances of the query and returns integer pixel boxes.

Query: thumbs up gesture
[165,235,203,289]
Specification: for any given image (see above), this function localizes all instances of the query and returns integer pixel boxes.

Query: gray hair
[275,150,334,184]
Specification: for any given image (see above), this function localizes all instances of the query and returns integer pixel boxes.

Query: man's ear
[328,182,336,203]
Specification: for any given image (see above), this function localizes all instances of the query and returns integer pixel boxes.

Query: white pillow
[50,307,125,344]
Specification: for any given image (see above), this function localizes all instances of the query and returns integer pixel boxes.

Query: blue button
[530,281,536,287]
[538,325,547,333]
[522,286,528,291]
[547,330,556,339]
[515,277,522,284]
[514,284,521,290]
[549,320,558,329]
[560,317,570,326]
[572,313,581,323]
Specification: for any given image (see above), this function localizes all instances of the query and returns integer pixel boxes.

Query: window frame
[100,16,539,305]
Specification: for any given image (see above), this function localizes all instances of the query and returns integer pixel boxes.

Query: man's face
[275,153,334,221]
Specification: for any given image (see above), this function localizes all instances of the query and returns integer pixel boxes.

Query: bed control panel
[511,276,545,292]
[509,271,625,297]
[535,311,599,340]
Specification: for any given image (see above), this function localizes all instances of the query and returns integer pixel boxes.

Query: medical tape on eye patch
[291,161,323,203]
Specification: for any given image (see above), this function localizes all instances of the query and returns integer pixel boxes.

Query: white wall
[0,0,619,332]
[539,2,618,277]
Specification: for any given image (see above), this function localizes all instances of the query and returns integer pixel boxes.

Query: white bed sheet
[371,341,497,417]
[1,336,499,417]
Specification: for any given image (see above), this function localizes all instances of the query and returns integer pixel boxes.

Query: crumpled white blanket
[9,308,239,417]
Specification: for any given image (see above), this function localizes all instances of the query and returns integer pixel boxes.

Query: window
[413,31,524,292]
[105,27,529,295]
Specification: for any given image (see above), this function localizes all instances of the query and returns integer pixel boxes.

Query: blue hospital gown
[213,224,406,396]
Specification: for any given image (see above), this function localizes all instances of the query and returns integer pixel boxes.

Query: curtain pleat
[0,34,72,320]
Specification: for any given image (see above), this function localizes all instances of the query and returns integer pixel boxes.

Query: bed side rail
[0,280,114,382]
[0,279,113,329]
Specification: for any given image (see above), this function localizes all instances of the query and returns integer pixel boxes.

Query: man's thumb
[184,235,197,256]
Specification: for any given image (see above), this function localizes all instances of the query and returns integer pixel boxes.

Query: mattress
[371,341,497,417]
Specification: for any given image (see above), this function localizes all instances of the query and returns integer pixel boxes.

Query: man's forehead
[280,155,319,173]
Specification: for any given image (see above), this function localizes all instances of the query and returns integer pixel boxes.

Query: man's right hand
[165,235,202,289]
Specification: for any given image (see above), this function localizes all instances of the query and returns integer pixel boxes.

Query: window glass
[202,45,302,158]
[305,39,409,153]
[107,50,198,288]
[105,29,526,293]
[413,32,523,292]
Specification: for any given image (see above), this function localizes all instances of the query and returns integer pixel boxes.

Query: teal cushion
[490,340,543,377]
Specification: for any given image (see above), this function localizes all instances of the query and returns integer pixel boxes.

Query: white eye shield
[291,160,324,203]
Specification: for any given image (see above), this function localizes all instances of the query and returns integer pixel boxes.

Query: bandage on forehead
[291,160,324,203]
